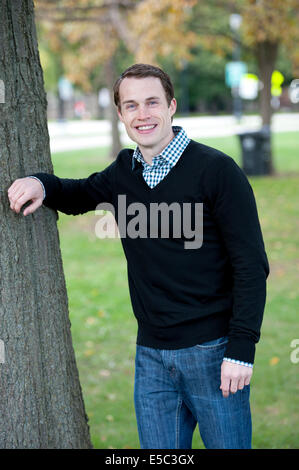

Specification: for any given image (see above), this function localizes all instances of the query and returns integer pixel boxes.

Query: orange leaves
[35,0,299,92]
[200,35,233,58]
[36,0,200,88]
[241,0,299,47]
[127,0,197,65]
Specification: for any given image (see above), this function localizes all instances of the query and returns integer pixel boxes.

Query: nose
[136,104,150,120]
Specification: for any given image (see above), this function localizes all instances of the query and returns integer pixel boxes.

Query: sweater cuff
[28,176,46,200]
[30,172,59,204]
[224,337,256,365]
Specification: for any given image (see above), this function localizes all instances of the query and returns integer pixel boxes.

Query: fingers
[229,377,239,394]
[237,377,245,391]
[220,378,245,398]
[244,375,251,386]
[7,177,43,215]
[220,361,252,398]
[220,376,230,398]
[7,180,24,208]
[23,199,42,216]
[9,192,28,214]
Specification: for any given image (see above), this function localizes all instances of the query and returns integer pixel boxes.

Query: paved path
[48,113,299,153]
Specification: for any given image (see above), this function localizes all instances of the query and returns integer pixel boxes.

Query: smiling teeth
[137,125,155,130]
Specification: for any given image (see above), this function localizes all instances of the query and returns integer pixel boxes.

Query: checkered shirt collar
[132,126,190,170]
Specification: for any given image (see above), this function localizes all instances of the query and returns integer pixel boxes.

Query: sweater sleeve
[204,154,269,364]
[30,160,116,216]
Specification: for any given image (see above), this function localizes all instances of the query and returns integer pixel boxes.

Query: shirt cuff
[28,176,46,200]
[223,357,253,368]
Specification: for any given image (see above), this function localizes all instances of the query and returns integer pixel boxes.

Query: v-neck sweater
[32,139,269,364]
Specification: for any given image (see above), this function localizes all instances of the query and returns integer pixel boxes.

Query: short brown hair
[113,63,174,111]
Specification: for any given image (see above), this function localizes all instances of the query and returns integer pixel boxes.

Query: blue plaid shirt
[132,126,190,188]
[132,126,253,369]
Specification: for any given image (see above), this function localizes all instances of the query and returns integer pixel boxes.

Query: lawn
[51,131,299,449]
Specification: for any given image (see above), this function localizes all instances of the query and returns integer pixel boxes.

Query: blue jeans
[134,336,252,449]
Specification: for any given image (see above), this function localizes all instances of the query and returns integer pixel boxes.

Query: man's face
[117,76,177,156]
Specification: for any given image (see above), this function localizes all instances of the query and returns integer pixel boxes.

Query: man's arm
[203,153,269,396]
[7,161,116,216]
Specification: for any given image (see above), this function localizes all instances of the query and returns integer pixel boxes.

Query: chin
[138,139,158,149]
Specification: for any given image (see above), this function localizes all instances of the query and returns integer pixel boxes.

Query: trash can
[238,128,271,176]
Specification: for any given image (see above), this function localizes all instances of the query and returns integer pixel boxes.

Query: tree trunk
[104,57,122,159]
[0,0,92,448]
[256,40,279,128]
[256,40,279,175]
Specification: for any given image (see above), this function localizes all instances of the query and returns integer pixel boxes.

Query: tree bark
[103,56,122,159]
[0,0,92,448]
[256,40,279,175]
[256,40,279,128]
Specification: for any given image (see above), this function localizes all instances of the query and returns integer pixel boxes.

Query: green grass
[52,131,299,449]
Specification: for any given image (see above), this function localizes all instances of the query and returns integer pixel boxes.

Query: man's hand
[7,177,44,216]
[220,361,252,398]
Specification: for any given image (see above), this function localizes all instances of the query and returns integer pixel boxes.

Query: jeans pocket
[195,336,228,349]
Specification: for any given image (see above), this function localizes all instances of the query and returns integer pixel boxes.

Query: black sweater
[33,140,269,364]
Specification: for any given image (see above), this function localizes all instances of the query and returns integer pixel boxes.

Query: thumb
[23,199,42,216]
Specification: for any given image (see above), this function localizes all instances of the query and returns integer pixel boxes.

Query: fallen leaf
[269,356,280,366]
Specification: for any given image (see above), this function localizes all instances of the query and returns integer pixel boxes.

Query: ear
[169,98,177,118]
[117,107,123,122]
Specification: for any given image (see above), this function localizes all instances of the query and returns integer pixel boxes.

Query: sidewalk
[48,113,299,153]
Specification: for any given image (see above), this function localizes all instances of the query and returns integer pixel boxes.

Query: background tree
[35,0,299,172]
[0,0,92,448]
[241,0,299,128]
[35,0,196,157]
[190,0,299,174]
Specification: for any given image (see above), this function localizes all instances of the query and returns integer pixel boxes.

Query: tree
[241,0,299,128]
[0,0,92,448]
[231,0,299,175]
[190,0,299,174]
[34,0,196,158]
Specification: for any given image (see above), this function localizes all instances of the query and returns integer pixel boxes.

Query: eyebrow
[122,96,161,105]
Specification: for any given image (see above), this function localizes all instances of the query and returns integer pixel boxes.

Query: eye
[149,100,158,106]
[125,103,136,110]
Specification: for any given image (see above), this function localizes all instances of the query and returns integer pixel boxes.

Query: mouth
[135,124,157,134]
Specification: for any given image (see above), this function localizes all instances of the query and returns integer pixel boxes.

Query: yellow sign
[271,70,284,97]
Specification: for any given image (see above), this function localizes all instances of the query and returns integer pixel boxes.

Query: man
[7,63,269,449]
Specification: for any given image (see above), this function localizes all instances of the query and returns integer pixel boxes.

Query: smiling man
[116,74,177,164]
[7,63,269,449]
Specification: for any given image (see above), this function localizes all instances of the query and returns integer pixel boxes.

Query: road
[48,113,299,153]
